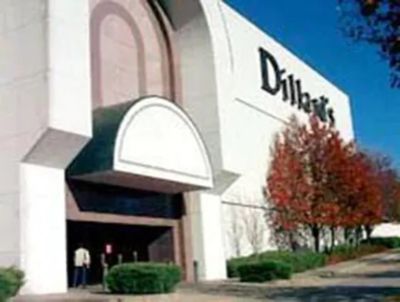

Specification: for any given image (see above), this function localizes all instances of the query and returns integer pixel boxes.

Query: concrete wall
[187,191,227,280]
[114,97,213,189]
[217,4,355,259]
[372,224,400,238]
[159,0,354,273]
[0,0,48,269]
[156,0,234,281]
[20,164,67,293]
[0,0,91,294]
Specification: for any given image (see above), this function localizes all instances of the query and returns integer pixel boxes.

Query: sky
[226,0,400,167]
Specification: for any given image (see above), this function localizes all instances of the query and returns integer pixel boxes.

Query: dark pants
[73,266,87,288]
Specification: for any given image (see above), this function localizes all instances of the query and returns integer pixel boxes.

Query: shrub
[272,251,326,273]
[237,260,292,282]
[105,262,181,295]
[227,251,326,278]
[0,267,24,301]
[327,243,387,265]
[361,237,400,249]
[227,256,253,278]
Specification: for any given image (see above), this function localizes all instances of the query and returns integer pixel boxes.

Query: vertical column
[17,0,92,293]
[180,200,195,281]
[187,191,227,280]
[47,0,92,137]
[20,164,67,294]
[0,0,48,273]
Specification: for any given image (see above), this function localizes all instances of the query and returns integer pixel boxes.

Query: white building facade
[0,0,353,294]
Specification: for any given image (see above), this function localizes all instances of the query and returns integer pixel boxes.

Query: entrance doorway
[67,220,175,286]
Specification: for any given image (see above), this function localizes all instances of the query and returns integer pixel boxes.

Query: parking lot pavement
[13,290,262,302]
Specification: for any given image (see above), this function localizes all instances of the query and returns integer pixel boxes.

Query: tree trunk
[344,227,350,242]
[330,226,336,251]
[344,227,353,245]
[311,226,320,252]
[355,226,363,246]
[288,231,296,252]
[364,225,374,242]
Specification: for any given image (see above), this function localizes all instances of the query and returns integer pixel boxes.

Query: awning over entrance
[67,97,213,193]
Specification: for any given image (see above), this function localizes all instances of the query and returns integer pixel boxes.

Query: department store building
[0,0,353,294]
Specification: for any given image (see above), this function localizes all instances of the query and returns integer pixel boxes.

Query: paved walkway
[13,250,400,301]
[13,290,260,302]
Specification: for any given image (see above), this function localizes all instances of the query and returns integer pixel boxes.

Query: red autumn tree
[319,131,356,248]
[297,116,345,252]
[369,153,400,222]
[322,148,387,244]
[386,179,400,222]
[267,115,387,251]
[267,115,349,252]
[267,117,312,251]
[346,152,383,230]
[359,152,400,238]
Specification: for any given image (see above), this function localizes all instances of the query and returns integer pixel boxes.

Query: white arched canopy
[68,97,213,193]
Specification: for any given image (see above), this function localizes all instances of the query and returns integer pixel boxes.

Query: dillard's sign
[259,47,336,126]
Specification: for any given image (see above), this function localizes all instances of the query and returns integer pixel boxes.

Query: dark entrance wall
[148,228,175,263]
[67,221,174,285]
[65,180,193,282]
[67,180,183,219]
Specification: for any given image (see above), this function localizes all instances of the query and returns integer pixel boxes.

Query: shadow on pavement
[317,265,400,279]
[332,270,400,279]
[262,286,400,302]
[356,255,400,265]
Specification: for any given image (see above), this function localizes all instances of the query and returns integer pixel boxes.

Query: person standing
[73,243,91,288]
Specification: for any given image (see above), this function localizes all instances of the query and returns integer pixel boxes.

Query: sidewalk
[13,289,261,302]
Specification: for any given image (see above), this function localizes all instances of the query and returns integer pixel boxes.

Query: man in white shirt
[73,243,91,288]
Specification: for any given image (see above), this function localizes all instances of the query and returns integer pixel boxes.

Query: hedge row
[361,237,400,249]
[227,250,327,278]
[106,262,181,295]
[237,260,292,282]
[0,267,24,301]
[230,238,396,283]
[327,243,387,265]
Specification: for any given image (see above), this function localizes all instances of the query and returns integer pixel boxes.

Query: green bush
[328,243,387,264]
[228,241,389,281]
[266,251,326,273]
[227,256,253,278]
[105,262,181,295]
[361,237,400,249]
[0,267,24,301]
[227,251,326,278]
[237,260,292,282]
